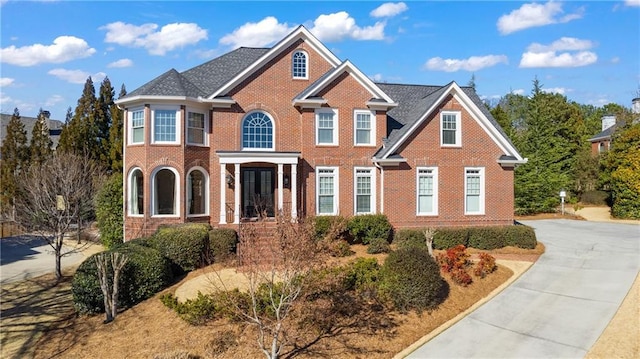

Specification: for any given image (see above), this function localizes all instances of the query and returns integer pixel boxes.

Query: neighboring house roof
[588,125,616,142]
[0,113,63,151]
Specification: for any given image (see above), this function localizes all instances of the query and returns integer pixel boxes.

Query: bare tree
[425,227,436,258]
[14,151,103,281]
[95,252,128,323]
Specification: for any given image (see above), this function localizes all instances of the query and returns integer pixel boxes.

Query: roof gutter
[497,157,528,168]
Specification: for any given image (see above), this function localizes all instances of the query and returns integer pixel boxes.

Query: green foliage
[0,108,29,212]
[433,228,470,249]
[504,225,537,249]
[160,292,218,325]
[606,122,640,219]
[72,243,173,314]
[467,227,508,250]
[208,228,238,263]
[313,215,348,241]
[347,214,392,244]
[579,190,610,206]
[149,223,211,273]
[29,109,53,165]
[367,237,391,254]
[429,226,536,250]
[394,229,427,250]
[95,173,123,249]
[108,84,127,172]
[344,258,380,295]
[380,247,447,311]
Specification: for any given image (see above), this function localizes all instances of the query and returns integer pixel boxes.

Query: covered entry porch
[217,151,300,224]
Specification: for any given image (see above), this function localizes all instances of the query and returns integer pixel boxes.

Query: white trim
[440,111,462,147]
[151,105,181,145]
[316,166,339,215]
[353,109,376,146]
[186,166,209,217]
[127,167,144,217]
[241,110,275,151]
[416,167,438,216]
[185,109,208,146]
[210,26,340,99]
[217,151,300,164]
[464,167,485,215]
[292,49,309,80]
[354,167,376,215]
[315,108,339,146]
[151,166,180,217]
[127,107,145,145]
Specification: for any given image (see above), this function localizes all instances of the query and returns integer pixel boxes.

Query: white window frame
[151,166,180,217]
[440,111,461,147]
[186,110,208,146]
[127,167,144,216]
[127,108,144,145]
[186,166,209,217]
[354,167,376,215]
[464,167,485,215]
[316,166,339,215]
[292,50,308,80]
[416,167,438,216]
[353,109,376,146]
[241,110,275,151]
[315,108,338,146]
[151,106,181,144]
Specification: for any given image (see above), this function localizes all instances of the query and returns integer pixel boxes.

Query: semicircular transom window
[242,111,273,150]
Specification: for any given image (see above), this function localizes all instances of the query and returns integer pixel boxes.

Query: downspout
[373,160,384,214]
[117,104,126,242]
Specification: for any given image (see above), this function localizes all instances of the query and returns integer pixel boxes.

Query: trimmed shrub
[505,225,537,249]
[72,243,173,314]
[367,237,391,254]
[394,229,427,250]
[326,239,354,257]
[209,228,238,263]
[380,247,447,311]
[467,226,508,250]
[160,292,218,325]
[313,215,348,241]
[344,258,380,297]
[474,252,497,278]
[95,173,123,249]
[433,228,469,249]
[347,214,392,244]
[580,190,609,206]
[149,223,211,273]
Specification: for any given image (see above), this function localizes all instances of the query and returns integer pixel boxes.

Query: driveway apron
[407,219,640,359]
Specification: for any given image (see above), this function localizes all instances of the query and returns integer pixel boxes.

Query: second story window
[129,109,144,144]
[354,110,375,146]
[187,111,206,145]
[152,107,180,144]
[292,50,308,79]
[242,111,274,150]
[316,108,338,146]
[441,111,461,147]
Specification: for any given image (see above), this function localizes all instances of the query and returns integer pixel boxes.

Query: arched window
[187,168,208,216]
[242,111,274,150]
[292,50,308,79]
[153,167,178,216]
[128,168,144,215]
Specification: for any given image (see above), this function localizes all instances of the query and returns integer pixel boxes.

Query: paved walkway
[405,219,640,358]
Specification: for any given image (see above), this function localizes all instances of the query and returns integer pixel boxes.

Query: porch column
[291,164,297,220]
[234,163,240,224]
[277,163,284,213]
[219,165,226,224]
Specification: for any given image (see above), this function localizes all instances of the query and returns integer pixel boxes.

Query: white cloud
[519,37,597,68]
[512,89,526,95]
[543,87,569,95]
[107,58,133,68]
[369,73,384,82]
[48,69,107,84]
[219,17,295,48]
[497,1,584,35]
[370,2,408,18]
[0,77,15,87]
[45,94,65,106]
[625,0,640,6]
[101,21,207,55]
[423,55,508,72]
[0,36,95,66]
[310,12,386,42]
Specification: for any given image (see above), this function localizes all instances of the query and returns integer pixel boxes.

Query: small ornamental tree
[95,173,124,249]
[95,252,128,323]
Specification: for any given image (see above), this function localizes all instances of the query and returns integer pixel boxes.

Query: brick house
[115,26,527,240]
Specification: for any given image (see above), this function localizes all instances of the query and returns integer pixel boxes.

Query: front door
[242,167,275,218]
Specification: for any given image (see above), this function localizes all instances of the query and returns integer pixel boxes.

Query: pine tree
[30,108,53,165]
[0,108,29,217]
[58,77,99,160]
[95,77,115,167]
[108,84,127,173]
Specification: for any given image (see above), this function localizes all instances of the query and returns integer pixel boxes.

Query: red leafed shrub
[474,252,497,278]
[450,267,473,286]
[436,244,470,273]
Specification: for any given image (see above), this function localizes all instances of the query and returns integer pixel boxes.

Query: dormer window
[292,50,308,79]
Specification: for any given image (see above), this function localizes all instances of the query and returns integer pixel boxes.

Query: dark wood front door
[242,167,275,218]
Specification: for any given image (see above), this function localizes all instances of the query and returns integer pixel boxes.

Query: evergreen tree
[29,108,53,165]
[108,84,127,173]
[0,108,29,217]
[58,77,99,160]
[467,73,476,92]
[95,77,115,167]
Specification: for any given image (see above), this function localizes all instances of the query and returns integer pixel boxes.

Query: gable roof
[588,124,617,142]
[373,82,525,163]
[0,113,63,152]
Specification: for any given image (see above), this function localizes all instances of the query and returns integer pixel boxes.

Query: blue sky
[1,1,639,121]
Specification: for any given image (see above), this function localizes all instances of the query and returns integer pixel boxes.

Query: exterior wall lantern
[226,174,234,187]
[559,189,566,215]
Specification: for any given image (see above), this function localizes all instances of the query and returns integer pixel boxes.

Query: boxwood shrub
[505,225,537,249]
[347,214,392,244]
[467,226,508,250]
[72,242,174,314]
[433,228,470,249]
[148,223,211,273]
[394,229,427,250]
[209,228,238,263]
[367,237,391,254]
[313,215,348,241]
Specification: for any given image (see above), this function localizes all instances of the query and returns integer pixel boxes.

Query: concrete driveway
[0,235,89,284]
[407,219,640,358]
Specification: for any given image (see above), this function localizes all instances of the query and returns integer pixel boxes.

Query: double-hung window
[316,167,338,215]
[355,168,375,214]
[129,109,144,144]
[354,110,375,146]
[417,167,438,215]
[152,107,180,144]
[465,167,484,215]
[441,111,461,146]
[187,111,206,145]
[316,109,338,145]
